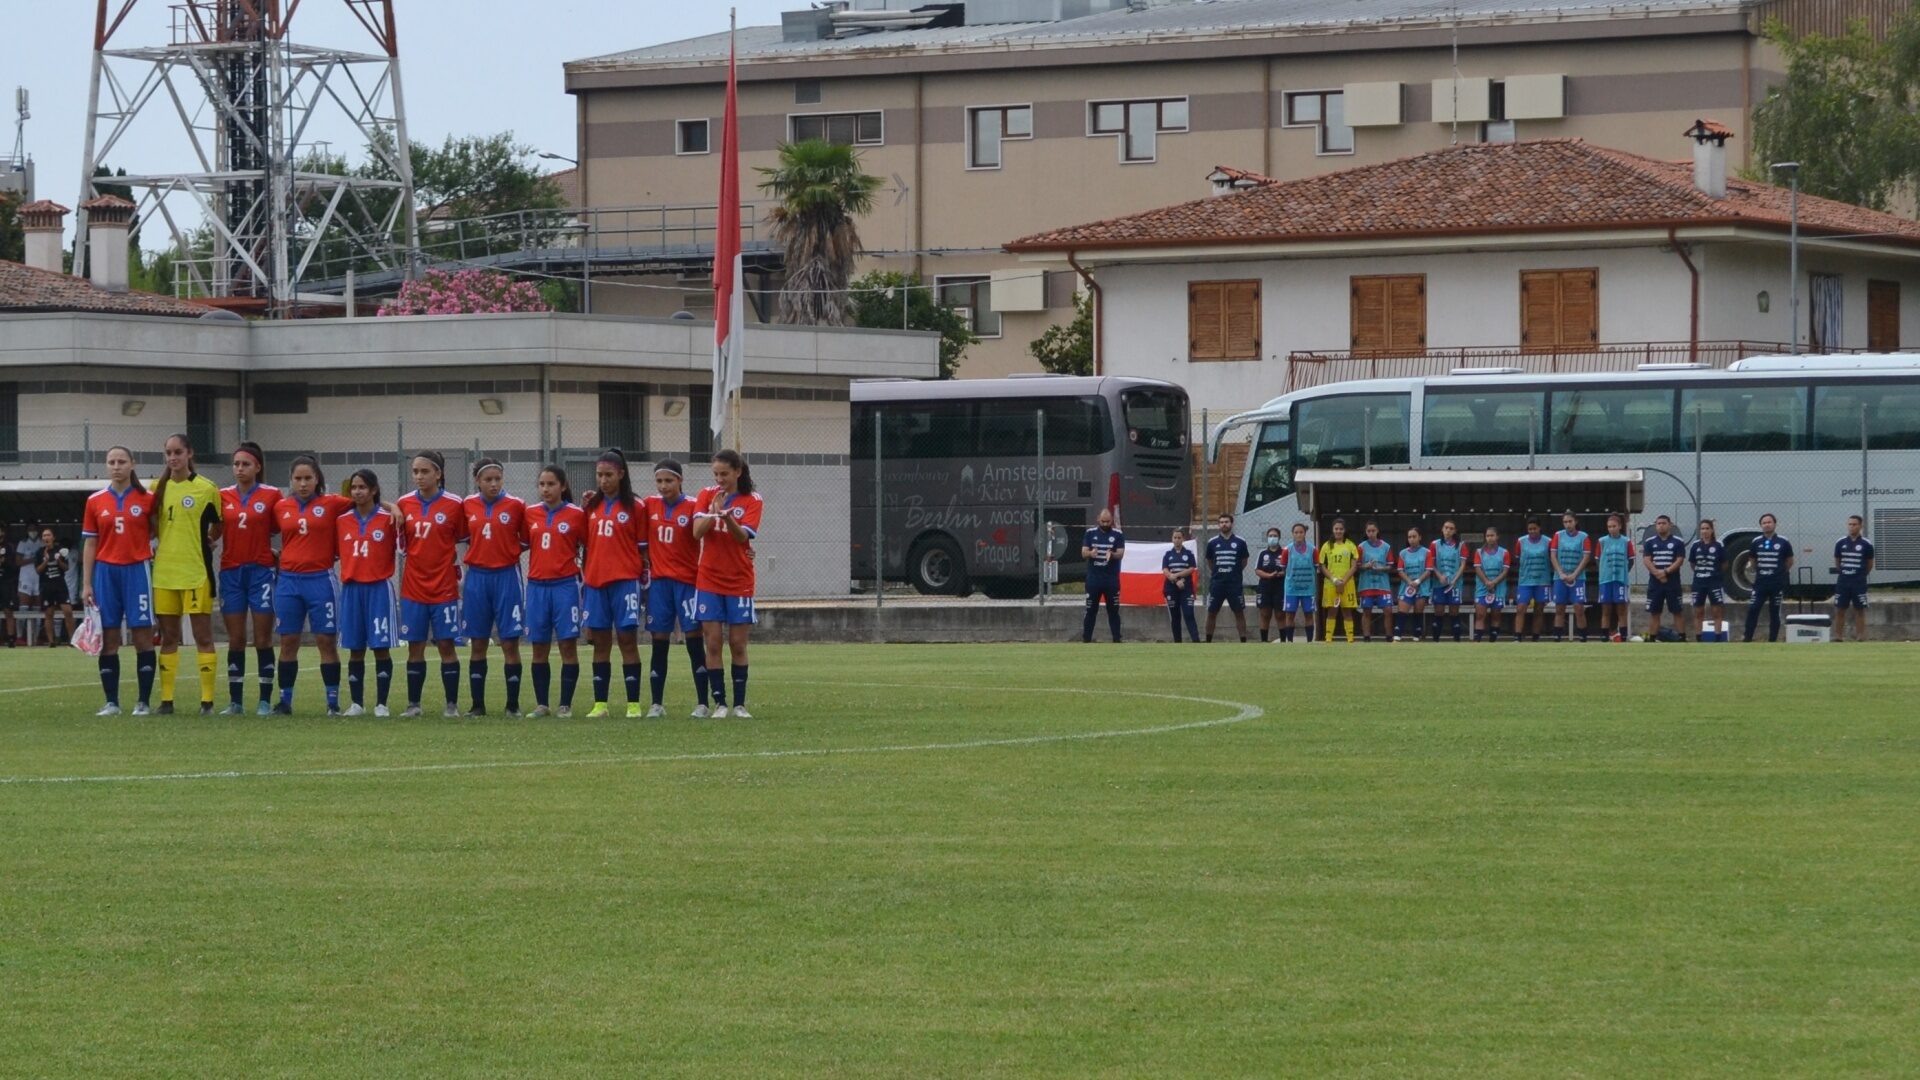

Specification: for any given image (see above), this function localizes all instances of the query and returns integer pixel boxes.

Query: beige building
[562,0,1900,378]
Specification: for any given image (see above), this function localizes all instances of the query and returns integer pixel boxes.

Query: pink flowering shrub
[376,269,551,316]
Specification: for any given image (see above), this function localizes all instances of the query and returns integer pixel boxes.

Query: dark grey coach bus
[851,375,1192,598]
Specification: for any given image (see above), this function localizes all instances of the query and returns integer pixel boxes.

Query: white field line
[0,683,98,695]
[0,683,1264,787]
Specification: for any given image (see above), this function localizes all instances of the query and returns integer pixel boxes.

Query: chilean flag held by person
[710,9,746,446]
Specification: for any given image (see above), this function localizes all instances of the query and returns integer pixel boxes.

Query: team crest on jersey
[253,501,266,513]
[434,512,446,524]
[557,522,570,534]
[129,505,143,517]
[314,506,327,517]
[730,507,744,520]
[676,515,689,527]
[372,530,386,541]
[181,495,196,508]
[617,512,630,523]
[498,511,511,524]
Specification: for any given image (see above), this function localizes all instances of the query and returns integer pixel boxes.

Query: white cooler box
[1785,613,1832,644]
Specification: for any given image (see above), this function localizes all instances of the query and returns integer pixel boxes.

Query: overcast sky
[1,0,795,247]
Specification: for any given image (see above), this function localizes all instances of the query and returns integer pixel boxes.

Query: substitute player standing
[462,459,528,716]
[1317,518,1359,643]
[1253,528,1283,643]
[1429,520,1468,642]
[1396,527,1431,642]
[1203,513,1250,644]
[1278,522,1316,643]
[1742,513,1794,643]
[81,447,158,715]
[1514,519,1554,642]
[694,449,764,718]
[219,442,281,714]
[397,451,468,717]
[1833,515,1874,642]
[272,456,350,715]
[523,466,586,717]
[336,469,401,716]
[1163,528,1200,643]
[1550,512,1593,643]
[643,459,712,718]
[582,449,648,718]
[1355,521,1395,643]
[150,433,223,714]
[1640,515,1687,642]
[1689,519,1729,639]
[1474,525,1511,643]
[1595,514,1635,642]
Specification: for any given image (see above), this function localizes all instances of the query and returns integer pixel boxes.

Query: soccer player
[81,446,158,715]
[1278,522,1316,643]
[1355,521,1395,643]
[1640,514,1687,642]
[1080,508,1124,644]
[1595,514,1635,642]
[462,458,528,716]
[35,529,75,646]
[1204,513,1250,643]
[523,465,586,717]
[694,449,764,718]
[1317,518,1359,643]
[151,433,223,714]
[1833,514,1875,642]
[397,450,467,717]
[643,459,711,717]
[220,442,281,714]
[1689,519,1728,639]
[336,469,400,716]
[582,449,647,718]
[1514,518,1553,642]
[1253,527,1284,642]
[1550,511,1593,643]
[1396,527,1431,641]
[1429,520,1467,642]
[272,456,349,715]
[1163,528,1200,643]
[1474,525,1511,642]
[1742,513,1794,643]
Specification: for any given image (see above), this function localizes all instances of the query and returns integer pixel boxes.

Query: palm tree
[757,139,882,326]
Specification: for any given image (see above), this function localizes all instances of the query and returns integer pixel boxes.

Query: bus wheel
[908,535,970,596]
[978,577,1039,600]
[1724,534,1756,601]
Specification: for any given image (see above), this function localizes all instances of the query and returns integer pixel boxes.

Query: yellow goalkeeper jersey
[152,473,221,590]
[1318,539,1359,581]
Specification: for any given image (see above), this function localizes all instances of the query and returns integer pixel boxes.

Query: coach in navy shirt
[1081,509,1125,643]
[1162,529,1200,642]
[1641,514,1688,640]
[1203,513,1251,643]
[1833,514,1875,642]
[1742,513,1794,642]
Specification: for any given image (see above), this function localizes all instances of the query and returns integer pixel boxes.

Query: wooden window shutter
[1521,268,1598,350]
[1190,282,1225,360]
[1869,280,1900,352]
[1351,276,1388,353]
[1559,269,1598,346]
[1520,271,1560,350]
[1223,281,1261,359]
[1388,275,1426,353]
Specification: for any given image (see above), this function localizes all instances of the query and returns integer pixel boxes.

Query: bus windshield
[1122,388,1187,451]
[1244,419,1292,511]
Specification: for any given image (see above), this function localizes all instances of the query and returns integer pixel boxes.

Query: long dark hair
[712,448,754,496]
[348,467,384,507]
[540,465,574,505]
[153,432,194,512]
[106,445,146,494]
[289,454,325,493]
[583,448,635,512]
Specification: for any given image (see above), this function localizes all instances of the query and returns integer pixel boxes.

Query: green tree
[1748,13,1920,211]
[757,139,882,326]
[848,270,976,378]
[0,192,22,264]
[1028,290,1093,376]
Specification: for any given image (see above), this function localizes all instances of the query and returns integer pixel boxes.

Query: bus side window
[1683,386,1807,452]
[1815,384,1920,450]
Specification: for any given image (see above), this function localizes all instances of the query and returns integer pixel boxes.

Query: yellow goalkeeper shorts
[154,584,215,616]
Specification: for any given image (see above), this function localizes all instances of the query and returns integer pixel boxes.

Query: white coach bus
[1208,356,1920,598]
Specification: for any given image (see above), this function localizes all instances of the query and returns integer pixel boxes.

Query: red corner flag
[710,10,745,445]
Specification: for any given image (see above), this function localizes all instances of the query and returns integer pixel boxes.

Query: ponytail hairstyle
[712,448,754,496]
[153,432,194,512]
[540,465,574,506]
[348,467,384,507]
[106,445,146,494]
[584,448,636,513]
[411,449,446,494]
[289,453,326,493]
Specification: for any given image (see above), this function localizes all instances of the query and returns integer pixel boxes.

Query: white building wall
[1699,244,1920,351]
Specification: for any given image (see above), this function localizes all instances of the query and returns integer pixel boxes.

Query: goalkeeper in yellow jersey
[1316,517,1360,643]
[150,433,223,714]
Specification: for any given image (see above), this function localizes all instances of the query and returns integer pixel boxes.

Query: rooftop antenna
[7,87,26,171]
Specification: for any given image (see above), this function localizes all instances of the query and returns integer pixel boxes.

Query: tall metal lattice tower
[75,0,418,311]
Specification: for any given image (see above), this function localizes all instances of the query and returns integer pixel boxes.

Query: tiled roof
[1006,139,1920,253]
[1209,165,1277,186]
[0,259,220,318]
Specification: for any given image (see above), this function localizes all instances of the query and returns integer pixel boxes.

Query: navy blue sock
[134,651,156,707]
[227,648,246,705]
[406,661,426,706]
[504,663,522,713]
[707,664,727,707]
[277,660,298,706]
[99,653,120,706]
[560,663,580,707]
[375,658,393,706]
[347,660,366,707]
[468,659,489,712]
[440,661,460,706]
[320,662,341,710]
[622,662,642,705]
[649,639,670,706]
[731,664,748,708]
[686,638,710,704]
[592,660,611,703]
[532,662,552,707]
[255,646,275,703]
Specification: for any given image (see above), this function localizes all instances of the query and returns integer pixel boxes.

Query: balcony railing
[1283,341,1860,393]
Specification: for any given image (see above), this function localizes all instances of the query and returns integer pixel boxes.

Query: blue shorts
[696,590,757,626]
[1477,587,1508,609]
[1430,585,1462,607]
[1598,581,1628,605]
[1552,579,1588,606]
[1358,591,1394,611]
[399,598,461,643]
[338,580,397,652]
[461,565,525,642]
[582,579,642,632]
[1282,593,1315,613]
[1515,583,1551,607]
[1835,583,1869,610]
[1692,583,1727,607]
[646,577,700,635]
[219,564,275,615]
[526,577,583,644]
[274,570,338,637]
[1398,588,1429,607]
[92,561,155,630]
[1208,585,1245,613]
[1646,576,1683,614]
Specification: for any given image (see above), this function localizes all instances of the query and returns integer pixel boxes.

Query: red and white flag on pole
[710,9,746,446]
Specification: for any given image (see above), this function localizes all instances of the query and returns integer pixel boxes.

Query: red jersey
[397,490,467,604]
[337,506,400,583]
[583,494,646,588]
[463,493,528,570]
[219,483,282,569]
[523,501,587,582]
[694,486,763,597]
[643,493,701,585]
[83,485,157,565]
[274,493,352,574]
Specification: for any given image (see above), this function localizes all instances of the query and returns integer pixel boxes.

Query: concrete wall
[1698,242,1920,349]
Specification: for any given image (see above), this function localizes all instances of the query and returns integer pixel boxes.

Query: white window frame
[675,117,712,156]
[1282,89,1355,157]
[787,110,885,147]
[964,103,1034,171]
[1085,97,1189,164]
[935,274,1001,339]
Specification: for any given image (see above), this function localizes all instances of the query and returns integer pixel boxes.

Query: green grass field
[2,642,1916,1078]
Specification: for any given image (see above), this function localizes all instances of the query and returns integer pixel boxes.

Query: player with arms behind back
[397,451,468,717]
[694,449,763,718]
[522,466,587,717]
[272,456,351,714]
[462,458,529,716]
[82,446,159,715]
[644,459,712,718]
[582,449,648,719]
[336,469,402,716]
[220,442,281,714]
